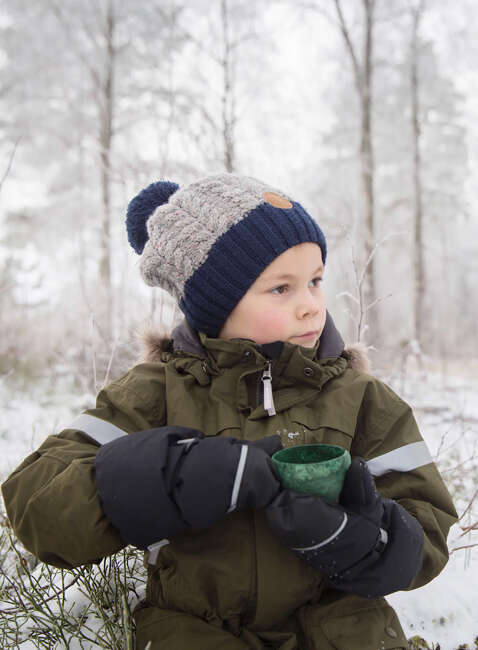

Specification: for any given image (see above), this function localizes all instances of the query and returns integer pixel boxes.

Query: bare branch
[458,520,478,536]
[49,1,102,90]
[336,291,360,305]
[358,230,408,288]
[364,292,394,314]
[102,339,117,388]
[296,0,341,29]
[449,542,478,555]
[332,0,362,88]
[459,487,478,522]
[0,575,81,616]
[0,138,20,196]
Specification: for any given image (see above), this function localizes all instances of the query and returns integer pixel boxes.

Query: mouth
[294,331,319,340]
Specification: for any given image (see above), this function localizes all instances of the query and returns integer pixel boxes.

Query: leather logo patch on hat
[263,191,293,209]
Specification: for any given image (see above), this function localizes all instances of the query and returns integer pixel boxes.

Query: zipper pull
[262,361,276,417]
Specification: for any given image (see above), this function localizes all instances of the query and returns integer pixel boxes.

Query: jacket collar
[140,313,371,379]
[166,312,348,399]
[171,310,345,364]
[139,312,370,414]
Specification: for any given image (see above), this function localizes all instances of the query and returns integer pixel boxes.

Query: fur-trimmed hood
[139,316,370,374]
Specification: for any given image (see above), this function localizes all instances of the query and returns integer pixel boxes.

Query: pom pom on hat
[126,181,179,254]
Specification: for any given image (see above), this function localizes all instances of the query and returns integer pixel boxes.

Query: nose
[296,288,321,320]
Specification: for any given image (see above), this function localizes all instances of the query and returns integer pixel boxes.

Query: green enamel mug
[271,443,351,502]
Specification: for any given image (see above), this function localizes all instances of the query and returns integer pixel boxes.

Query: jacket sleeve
[351,377,458,590]
[1,363,166,569]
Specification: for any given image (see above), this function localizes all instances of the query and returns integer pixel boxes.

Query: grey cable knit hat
[126,173,327,337]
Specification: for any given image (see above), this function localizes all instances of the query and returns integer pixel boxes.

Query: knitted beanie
[126,173,327,337]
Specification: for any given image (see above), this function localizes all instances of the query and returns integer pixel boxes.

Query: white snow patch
[389,528,478,649]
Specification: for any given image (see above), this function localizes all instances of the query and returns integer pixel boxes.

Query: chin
[291,336,319,349]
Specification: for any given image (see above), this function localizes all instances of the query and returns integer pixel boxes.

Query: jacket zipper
[261,360,276,416]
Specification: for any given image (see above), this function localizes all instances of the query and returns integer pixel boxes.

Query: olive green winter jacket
[2,325,457,650]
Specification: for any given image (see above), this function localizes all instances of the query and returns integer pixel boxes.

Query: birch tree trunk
[50,0,118,342]
[360,0,376,307]
[333,0,377,339]
[98,0,115,341]
[410,0,425,349]
[221,0,236,172]
[180,1,266,173]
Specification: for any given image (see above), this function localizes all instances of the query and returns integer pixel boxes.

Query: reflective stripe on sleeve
[227,445,249,513]
[147,539,170,565]
[69,413,128,445]
[366,441,433,477]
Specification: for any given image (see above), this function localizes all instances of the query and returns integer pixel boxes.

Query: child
[2,174,457,649]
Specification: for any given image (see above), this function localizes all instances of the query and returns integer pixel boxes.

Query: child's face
[219,243,326,348]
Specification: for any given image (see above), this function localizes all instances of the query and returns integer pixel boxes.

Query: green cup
[271,443,351,502]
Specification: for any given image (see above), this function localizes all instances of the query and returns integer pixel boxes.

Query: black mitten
[95,426,282,549]
[265,458,424,597]
[172,431,283,527]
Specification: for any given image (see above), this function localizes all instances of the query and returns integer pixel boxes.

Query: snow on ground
[1,363,477,649]
[0,377,92,478]
[388,532,478,649]
[383,364,478,648]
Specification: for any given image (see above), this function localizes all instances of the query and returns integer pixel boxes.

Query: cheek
[249,308,289,343]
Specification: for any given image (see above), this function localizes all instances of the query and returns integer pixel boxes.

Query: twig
[449,542,478,554]
[0,138,20,195]
[332,0,362,90]
[458,488,478,522]
[364,292,394,313]
[434,424,455,461]
[89,313,98,393]
[0,570,81,616]
[440,454,477,475]
[458,520,478,537]
[103,339,117,388]
[339,229,404,342]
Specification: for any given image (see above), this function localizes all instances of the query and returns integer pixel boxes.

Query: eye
[271,284,288,295]
[309,277,323,288]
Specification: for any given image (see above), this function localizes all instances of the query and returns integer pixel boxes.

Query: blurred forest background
[1,0,477,395]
